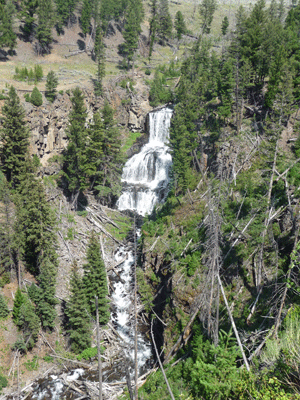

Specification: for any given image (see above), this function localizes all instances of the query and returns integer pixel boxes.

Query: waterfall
[117,107,173,216]
[112,107,173,375]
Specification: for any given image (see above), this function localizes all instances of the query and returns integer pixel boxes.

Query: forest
[1,0,300,398]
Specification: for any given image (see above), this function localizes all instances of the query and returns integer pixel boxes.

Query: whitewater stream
[12,107,173,400]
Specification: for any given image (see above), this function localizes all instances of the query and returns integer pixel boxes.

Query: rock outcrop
[20,76,151,166]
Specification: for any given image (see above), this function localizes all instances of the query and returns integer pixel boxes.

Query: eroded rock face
[22,77,151,166]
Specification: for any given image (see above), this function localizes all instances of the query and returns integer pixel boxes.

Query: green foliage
[17,296,40,351]
[82,231,110,323]
[149,71,173,107]
[0,86,30,187]
[221,16,229,35]
[65,262,91,353]
[36,0,55,55]
[120,0,143,68]
[62,87,88,205]
[43,354,54,362]
[0,293,9,318]
[0,0,17,52]
[157,0,172,44]
[30,86,43,106]
[174,11,186,40]
[12,287,26,324]
[76,346,105,361]
[77,347,97,361]
[0,373,8,393]
[184,329,241,399]
[86,101,123,206]
[45,71,58,102]
[14,65,43,83]
[199,0,217,34]
[24,355,39,371]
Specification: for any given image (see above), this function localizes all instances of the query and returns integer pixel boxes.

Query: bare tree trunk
[134,215,138,400]
[217,274,250,372]
[151,320,176,400]
[95,296,102,400]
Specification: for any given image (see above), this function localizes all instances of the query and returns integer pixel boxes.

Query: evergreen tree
[36,0,55,55]
[12,287,26,323]
[122,0,143,68]
[15,161,58,276]
[17,296,40,350]
[45,70,58,102]
[94,26,105,97]
[80,0,91,36]
[82,231,109,323]
[199,0,217,34]
[0,86,30,187]
[221,16,229,35]
[21,0,38,40]
[30,86,43,106]
[149,0,158,60]
[55,0,77,30]
[87,103,123,205]
[174,11,186,41]
[217,58,235,121]
[0,0,17,53]
[63,87,88,208]
[0,293,9,319]
[157,0,172,44]
[65,262,91,353]
[0,178,15,278]
[35,256,58,329]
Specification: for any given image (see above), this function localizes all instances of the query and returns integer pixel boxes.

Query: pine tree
[91,102,123,205]
[65,262,91,353]
[0,86,30,187]
[149,0,158,59]
[17,296,40,350]
[80,0,91,36]
[35,256,58,329]
[157,0,172,44]
[21,0,38,40]
[63,87,88,208]
[45,70,58,102]
[122,0,143,68]
[12,287,26,324]
[55,0,77,30]
[0,293,9,319]
[82,231,109,324]
[0,0,17,53]
[199,0,217,34]
[221,16,229,35]
[174,11,186,41]
[36,0,55,55]
[30,86,43,106]
[94,26,105,97]
[15,161,58,275]
[0,178,15,278]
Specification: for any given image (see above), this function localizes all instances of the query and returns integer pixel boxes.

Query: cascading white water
[117,107,173,216]
[113,107,173,375]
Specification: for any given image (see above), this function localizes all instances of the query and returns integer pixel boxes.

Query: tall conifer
[63,87,88,208]
[0,86,30,187]
[83,231,109,324]
[65,262,91,353]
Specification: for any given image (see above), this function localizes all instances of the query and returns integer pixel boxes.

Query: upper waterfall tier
[117,107,173,216]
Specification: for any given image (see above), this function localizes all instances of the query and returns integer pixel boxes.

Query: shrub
[0,374,8,393]
[30,87,43,106]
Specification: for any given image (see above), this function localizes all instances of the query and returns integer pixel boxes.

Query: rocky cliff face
[22,75,152,166]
